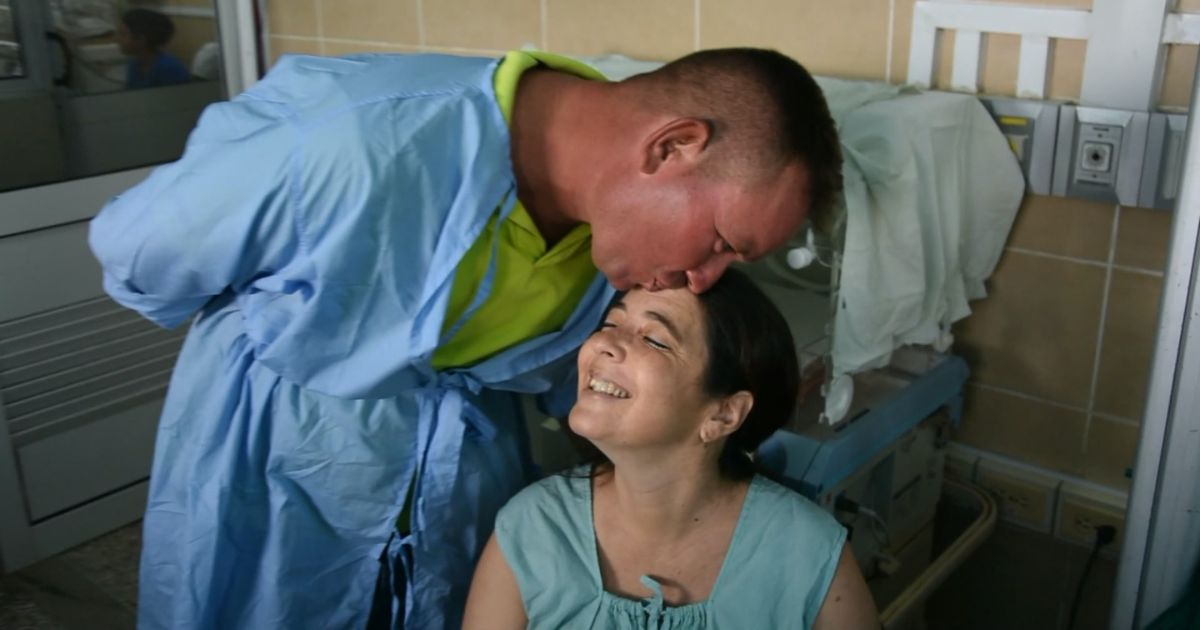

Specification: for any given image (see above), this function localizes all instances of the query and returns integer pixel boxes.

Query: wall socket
[1056,483,1127,556]
[975,461,1060,532]
[980,97,1059,195]
[1052,106,1150,206]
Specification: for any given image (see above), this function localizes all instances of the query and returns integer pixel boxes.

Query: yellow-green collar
[493,50,607,124]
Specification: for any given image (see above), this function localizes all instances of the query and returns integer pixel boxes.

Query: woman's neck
[597,454,742,544]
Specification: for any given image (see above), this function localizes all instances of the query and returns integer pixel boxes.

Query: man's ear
[641,117,712,175]
[699,391,754,444]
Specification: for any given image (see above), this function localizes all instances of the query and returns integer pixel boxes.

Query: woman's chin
[566,409,597,440]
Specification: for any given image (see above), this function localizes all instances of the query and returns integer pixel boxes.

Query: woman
[463,269,878,629]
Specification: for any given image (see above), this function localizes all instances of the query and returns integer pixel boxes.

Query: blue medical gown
[88,53,614,629]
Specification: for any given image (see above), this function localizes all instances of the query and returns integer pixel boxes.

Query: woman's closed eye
[643,335,670,351]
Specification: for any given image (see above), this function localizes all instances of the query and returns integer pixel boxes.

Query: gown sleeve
[89,95,297,329]
[90,53,515,398]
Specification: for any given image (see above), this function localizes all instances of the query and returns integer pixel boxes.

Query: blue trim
[760,355,969,500]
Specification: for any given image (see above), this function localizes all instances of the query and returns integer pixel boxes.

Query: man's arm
[812,544,882,630]
[89,98,295,329]
[463,533,527,630]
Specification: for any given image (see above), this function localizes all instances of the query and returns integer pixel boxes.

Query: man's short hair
[629,48,843,232]
[122,9,176,50]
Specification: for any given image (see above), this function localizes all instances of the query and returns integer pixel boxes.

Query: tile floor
[0,523,140,630]
[1,518,1118,630]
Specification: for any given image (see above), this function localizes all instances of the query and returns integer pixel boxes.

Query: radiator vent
[0,296,185,446]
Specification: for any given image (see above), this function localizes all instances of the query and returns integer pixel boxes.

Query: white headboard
[906,1,1199,109]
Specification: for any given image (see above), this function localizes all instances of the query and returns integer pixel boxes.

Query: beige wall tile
[1160,45,1197,110]
[1084,418,1138,490]
[425,0,541,51]
[322,40,421,57]
[1047,38,1086,102]
[955,385,1086,475]
[967,33,1086,99]
[934,30,955,90]
[981,33,1019,96]
[702,0,890,80]
[321,0,419,45]
[892,0,916,83]
[547,0,692,61]
[1008,195,1114,262]
[1178,0,1200,12]
[267,0,318,37]
[955,251,1106,407]
[892,0,1088,89]
[1094,270,1165,420]
[1116,206,1172,272]
[269,36,322,66]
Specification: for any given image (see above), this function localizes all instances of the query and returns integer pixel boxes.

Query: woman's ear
[700,391,754,444]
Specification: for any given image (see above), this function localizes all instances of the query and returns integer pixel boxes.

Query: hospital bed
[582,55,1023,624]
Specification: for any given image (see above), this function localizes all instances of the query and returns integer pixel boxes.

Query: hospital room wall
[262,0,1198,110]
[264,0,1192,494]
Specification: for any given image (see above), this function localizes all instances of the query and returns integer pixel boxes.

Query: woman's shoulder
[712,475,848,627]
[496,466,592,533]
[746,474,845,544]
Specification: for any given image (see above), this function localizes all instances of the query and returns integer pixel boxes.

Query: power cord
[1068,524,1117,630]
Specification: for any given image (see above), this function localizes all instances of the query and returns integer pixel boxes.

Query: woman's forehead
[613,289,702,329]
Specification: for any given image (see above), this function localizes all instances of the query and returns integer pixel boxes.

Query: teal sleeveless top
[494,468,848,629]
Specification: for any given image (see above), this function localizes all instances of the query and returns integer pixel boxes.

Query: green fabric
[494,469,848,629]
[432,50,605,369]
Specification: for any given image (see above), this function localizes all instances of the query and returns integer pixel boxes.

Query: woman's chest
[595,523,732,606]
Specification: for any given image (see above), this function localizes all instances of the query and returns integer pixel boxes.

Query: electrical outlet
[1056,484,1126,556]
[944,447,977,482]
[1052,106,1149,205]
[976,462,1059,532]
[980,97,1059,195]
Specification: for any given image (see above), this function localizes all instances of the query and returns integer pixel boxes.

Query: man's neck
[509,68,603,247]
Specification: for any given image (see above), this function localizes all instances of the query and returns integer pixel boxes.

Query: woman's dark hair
[571,267,800,480]
[122,9,176,50]
[696,267,800,478]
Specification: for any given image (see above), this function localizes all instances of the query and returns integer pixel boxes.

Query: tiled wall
[265,0,1197,109]
[954,199,1170,492]
[264,0,1183,494]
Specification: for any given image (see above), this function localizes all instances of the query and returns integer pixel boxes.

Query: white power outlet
[1056,483,1126,556]
[975,460,1060,532]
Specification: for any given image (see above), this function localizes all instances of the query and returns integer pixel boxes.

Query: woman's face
[569,288,719,451]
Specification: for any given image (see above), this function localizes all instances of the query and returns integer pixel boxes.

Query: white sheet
[833,88,1023,374]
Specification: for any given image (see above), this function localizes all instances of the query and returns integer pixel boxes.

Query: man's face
[590,161,811,294]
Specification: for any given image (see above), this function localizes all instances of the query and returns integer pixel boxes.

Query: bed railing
[905,1,1198,109]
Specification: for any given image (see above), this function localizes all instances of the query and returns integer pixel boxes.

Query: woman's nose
[592,328,627,359]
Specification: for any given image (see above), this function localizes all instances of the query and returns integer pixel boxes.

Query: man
[89,47,840,629]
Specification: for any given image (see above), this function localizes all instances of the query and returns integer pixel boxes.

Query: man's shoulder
[266,52,498,100]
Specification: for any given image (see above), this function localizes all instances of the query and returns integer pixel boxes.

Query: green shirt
[432,50,605,369]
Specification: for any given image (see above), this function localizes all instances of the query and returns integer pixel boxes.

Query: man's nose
[685,255,734,294]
